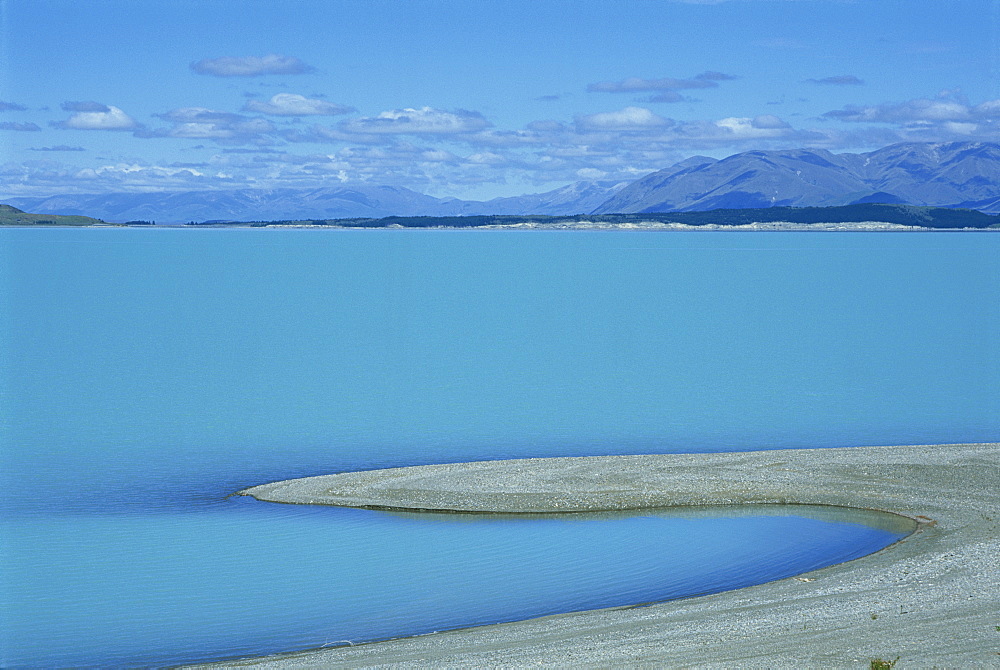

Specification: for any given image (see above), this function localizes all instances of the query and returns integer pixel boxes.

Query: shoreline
[197,443,1000,668]
[5,222,999,231]
[186,220,984,231]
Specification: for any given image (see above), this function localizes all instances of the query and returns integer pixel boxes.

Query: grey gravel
[195,443,1000,669]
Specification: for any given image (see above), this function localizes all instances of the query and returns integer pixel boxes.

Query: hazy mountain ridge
[3,185,449,224]
[3,142,997,221]
[3,180,629,223]
[594,142,1000,214]
[442,180,632,216]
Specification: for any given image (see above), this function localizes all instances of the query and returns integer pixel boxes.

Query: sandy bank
[200,443,1000,668]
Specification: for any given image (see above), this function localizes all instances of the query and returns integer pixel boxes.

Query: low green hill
[0,204,110,226]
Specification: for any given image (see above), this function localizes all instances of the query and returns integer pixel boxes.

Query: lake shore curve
[201,443,999,668]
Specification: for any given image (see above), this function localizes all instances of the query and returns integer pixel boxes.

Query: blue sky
[1,0,998,200]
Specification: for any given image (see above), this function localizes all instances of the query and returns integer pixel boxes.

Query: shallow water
[1,500,913,667]
[1,228,996,666]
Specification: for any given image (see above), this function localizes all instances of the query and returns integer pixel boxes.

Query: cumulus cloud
[53,105,138,130]
[465,109,837,185]
[464,127,564,148]
[576,107,670,131]
[823,97,983,123]
[973,99,1000,117]
[445,109,836,187]
[420,149,460,163]
[70,163,225,188]
[576,167,609,180]
[715,115,792,138]
[820,95,1000,143]
[240,140,537,191]
[137,107,277,145]
[154,108,243,123]
[0,101,27,111]
[13,76,997,199]
[466,151,507,164]
[190,54,315,77]
[242,93,354,116]
[587,72,735,93]
[0,158,237,195]
[807,75,864,86]
[279,123,381,144]
[341,107,491,134]
[0,105,855,198]
[1,122,41,131]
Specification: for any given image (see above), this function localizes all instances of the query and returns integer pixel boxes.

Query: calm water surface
[1,228,997,666]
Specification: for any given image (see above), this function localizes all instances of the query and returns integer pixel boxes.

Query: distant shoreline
[5,221,1000,232]
[193,442,1000,668]
[3,203,999,230]
[202,220,998,231]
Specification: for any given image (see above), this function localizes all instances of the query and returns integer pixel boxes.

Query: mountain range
[594,141,1000,214]
[4,141,997,222]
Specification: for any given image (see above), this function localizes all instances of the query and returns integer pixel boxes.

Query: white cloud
[972,100,1000,118]
[341,107,491,134]
[576,107,670,131]
[943,122,977,135]
[466,128,562,148]
[141,107,277,144]
[155,107,242,123]
[163,123,236,140]
[55,105,138,130]
[576,167,608,180]
[190,54,315,77]
[825,98,971,123]
[280,124,382,145]
[820,95,1000,142]
[715,116,792,138]
[75,163,208,180]
[0,158,234,195]
[420,149,459,162]
[243,94,354,116]
[467,152,506,164]
[750,114,792,130]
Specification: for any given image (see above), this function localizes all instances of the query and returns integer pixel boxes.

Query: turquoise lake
[1,228,998,667]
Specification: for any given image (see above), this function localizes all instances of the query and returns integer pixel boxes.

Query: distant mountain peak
[592,141,999,215]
